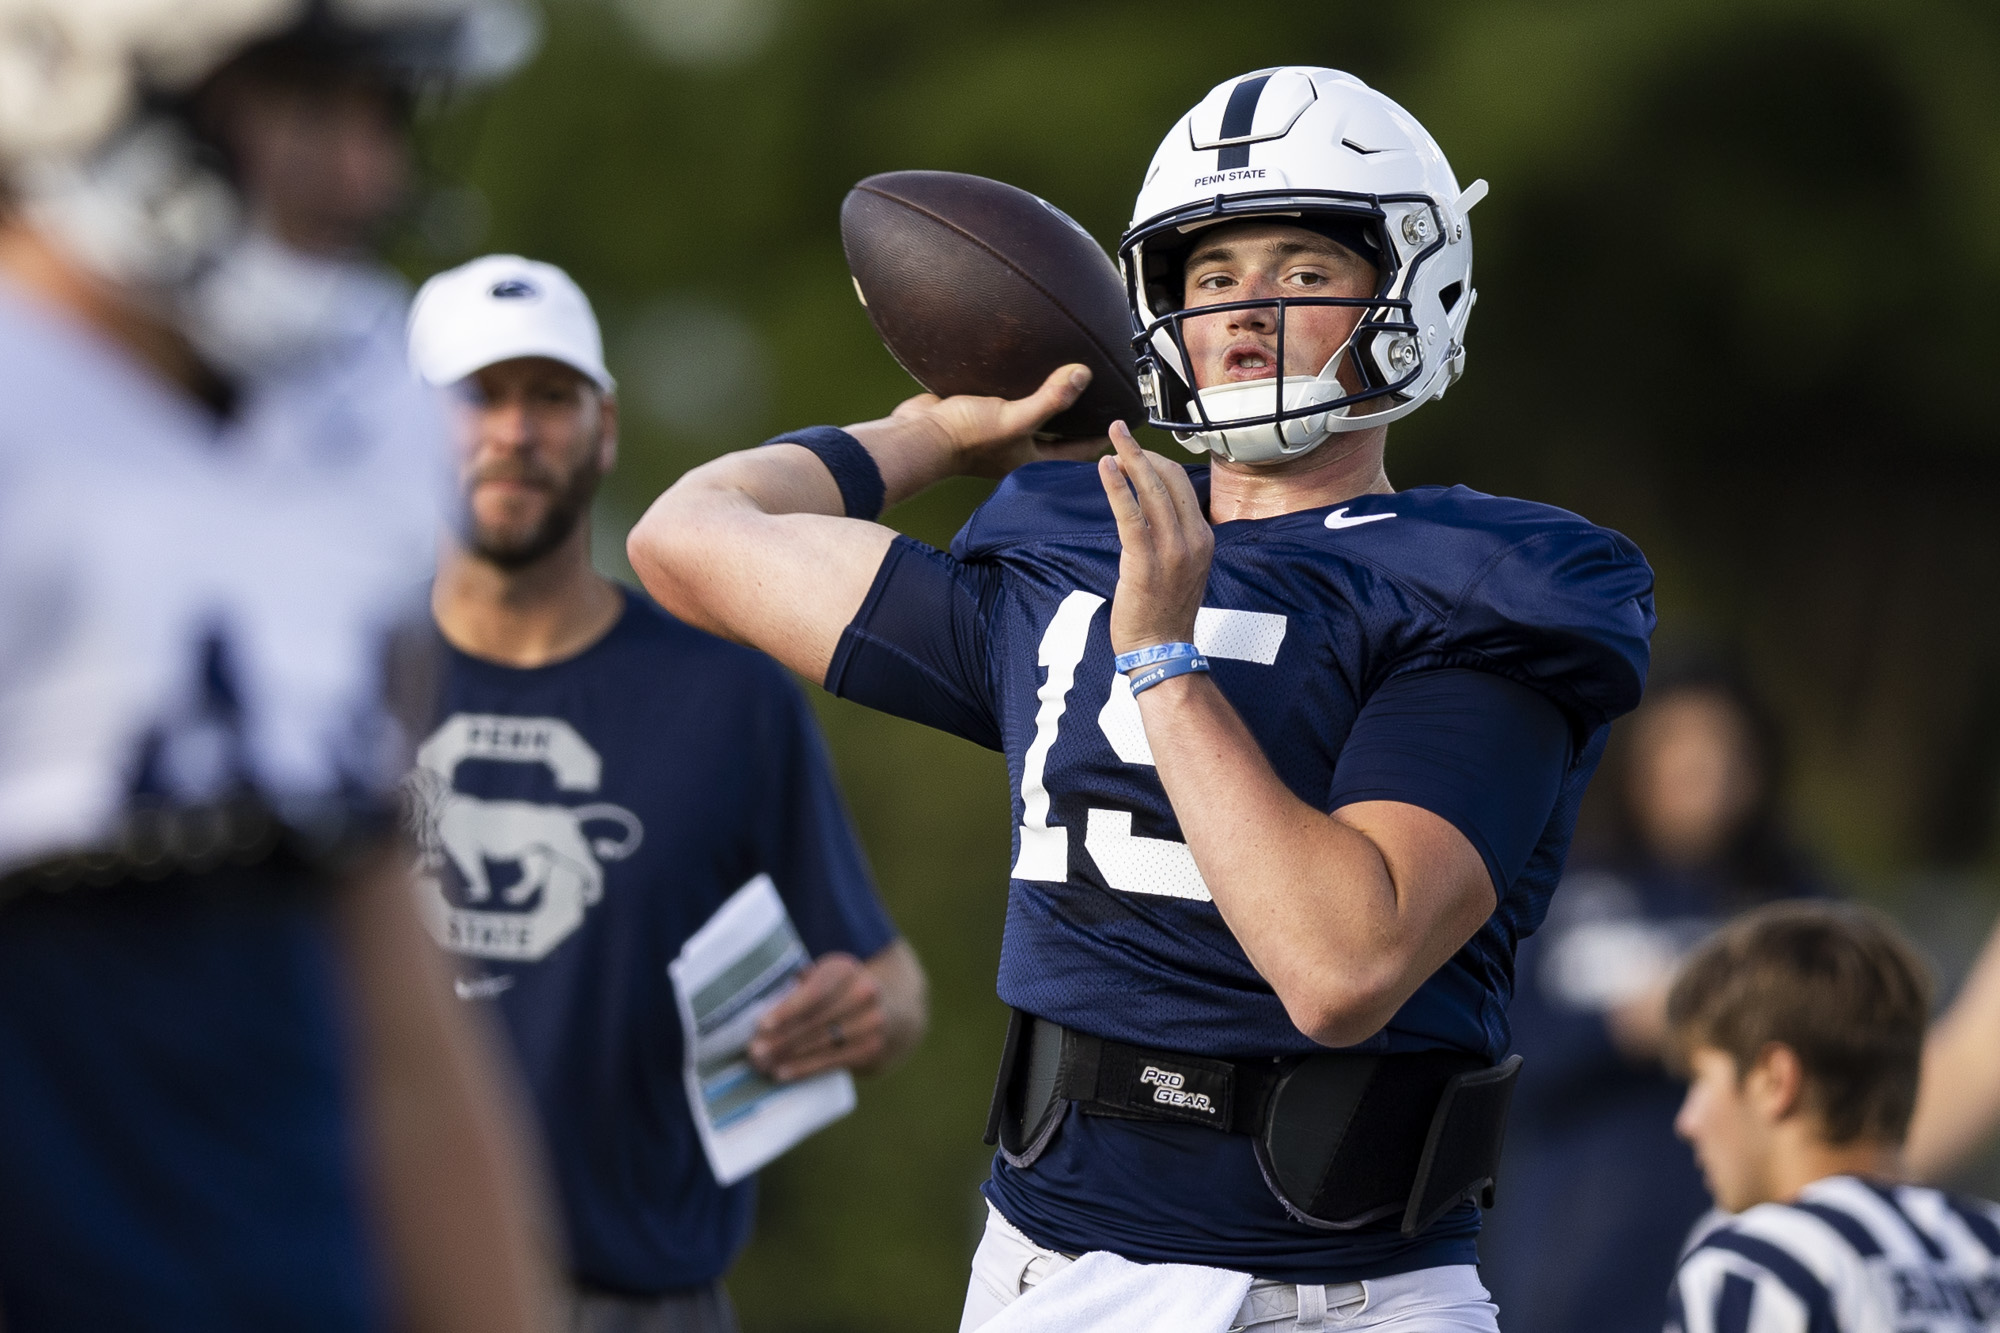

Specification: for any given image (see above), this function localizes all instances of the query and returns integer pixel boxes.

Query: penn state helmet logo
[488,278,539,300]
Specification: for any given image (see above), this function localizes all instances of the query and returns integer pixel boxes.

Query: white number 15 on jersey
[1012,590,1286,903]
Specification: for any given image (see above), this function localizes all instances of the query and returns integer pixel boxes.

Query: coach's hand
[748,952,889,1081]
[1099,420,1213,654]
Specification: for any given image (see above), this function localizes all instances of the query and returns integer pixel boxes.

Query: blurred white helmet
[0,0,537,370]
[0,0,534,168]
[1121,67,1488,464]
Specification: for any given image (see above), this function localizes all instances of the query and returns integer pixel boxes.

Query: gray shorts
[568,1280,737,1333]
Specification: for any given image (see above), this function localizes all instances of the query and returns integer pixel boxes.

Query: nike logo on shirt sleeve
[1324,508,1397,530]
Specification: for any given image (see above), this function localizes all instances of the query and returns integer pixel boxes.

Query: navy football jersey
[412,589,897,1292]
[827,461,1653,1279]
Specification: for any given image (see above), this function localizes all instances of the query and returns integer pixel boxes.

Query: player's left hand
[1098,420,1213,654]
[747,952,888,1082]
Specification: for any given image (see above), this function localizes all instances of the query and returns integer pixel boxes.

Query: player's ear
[1748,1042,1807,1122]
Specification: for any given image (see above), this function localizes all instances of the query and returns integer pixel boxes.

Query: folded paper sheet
[669,873,855,1185]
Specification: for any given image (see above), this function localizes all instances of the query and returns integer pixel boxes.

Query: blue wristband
[764,426,886,521]
[1127,654,1210,695]
[1114,641,1201,674]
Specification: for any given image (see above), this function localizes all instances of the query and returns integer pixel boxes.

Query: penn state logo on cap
[410,254,614,392]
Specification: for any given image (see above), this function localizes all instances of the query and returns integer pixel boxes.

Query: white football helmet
[1121,67,1488,464]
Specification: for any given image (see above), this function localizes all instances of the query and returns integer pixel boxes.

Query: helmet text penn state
[1191,168,1271,190]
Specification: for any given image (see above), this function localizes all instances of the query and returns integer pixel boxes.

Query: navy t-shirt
[825,463,1654,1281]
[412,589,896,1293]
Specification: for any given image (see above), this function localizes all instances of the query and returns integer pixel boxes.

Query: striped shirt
[1668,1175,2000,1332]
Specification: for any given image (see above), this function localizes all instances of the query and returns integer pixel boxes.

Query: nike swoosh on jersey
[1324,508,1397,530]
[453,973,516,1001]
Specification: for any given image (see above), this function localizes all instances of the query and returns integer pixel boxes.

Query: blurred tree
[395,0,2000,1327]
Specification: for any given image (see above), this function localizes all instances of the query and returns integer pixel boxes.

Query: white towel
[977,1248,1255,1333]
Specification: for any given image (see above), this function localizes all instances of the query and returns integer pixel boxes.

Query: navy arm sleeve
[1326,668,1572,897]
[822,534,1004,750]
[755,669,897,960]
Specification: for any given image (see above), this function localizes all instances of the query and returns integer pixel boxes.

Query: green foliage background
[398,2,2000,1327]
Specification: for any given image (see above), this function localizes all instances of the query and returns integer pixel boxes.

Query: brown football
[841,170,1144,440]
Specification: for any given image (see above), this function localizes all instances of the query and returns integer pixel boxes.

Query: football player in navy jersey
[407,255,928,1333]
[629,67,1654,1331]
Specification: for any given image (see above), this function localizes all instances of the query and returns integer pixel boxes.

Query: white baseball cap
[407,254,615,392]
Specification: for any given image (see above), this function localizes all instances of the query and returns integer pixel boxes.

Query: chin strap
[1180,342,1356,464]
[1184,376,1343,463]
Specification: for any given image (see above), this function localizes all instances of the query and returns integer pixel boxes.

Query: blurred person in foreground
[1662,901,2000,1333]
[404,255,928,1333]
[1482,665,1823,1333]
[0,3,557,1330]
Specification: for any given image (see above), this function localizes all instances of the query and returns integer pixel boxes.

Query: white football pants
[959,1204,1500,1333]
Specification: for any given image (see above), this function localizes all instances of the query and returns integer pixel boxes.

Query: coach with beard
[406,255,928,1333]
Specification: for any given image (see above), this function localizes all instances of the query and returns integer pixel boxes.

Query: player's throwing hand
[845,363,1106,501]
